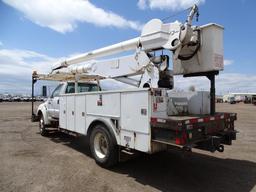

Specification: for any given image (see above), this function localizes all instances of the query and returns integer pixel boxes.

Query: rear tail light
[175,129,187,145]
[151,117,157,124]
[175,138,182,145]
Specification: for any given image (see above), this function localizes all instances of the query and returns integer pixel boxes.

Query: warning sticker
[214,54,224,69]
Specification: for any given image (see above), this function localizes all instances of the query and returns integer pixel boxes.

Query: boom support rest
[184,71,219,115]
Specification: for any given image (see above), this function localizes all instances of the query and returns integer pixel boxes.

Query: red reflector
[204,117,210,122]
[151,117,157,124]
[189,118,198,124]
[175,138,182,145]
[175,130,187,145]
[215,115,220,120]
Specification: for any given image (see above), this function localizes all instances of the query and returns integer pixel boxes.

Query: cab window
[65,82,99,94]
[65,82,75,94]
[78,83,99,92]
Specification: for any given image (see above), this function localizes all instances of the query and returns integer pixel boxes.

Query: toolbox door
[67,96,75,132]
[59,96,67,129]
[75,95,86,134]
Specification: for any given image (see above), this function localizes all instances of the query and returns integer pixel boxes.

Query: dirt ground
[0,102,256,192]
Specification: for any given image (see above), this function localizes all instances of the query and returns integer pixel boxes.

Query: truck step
[121,149,135,155]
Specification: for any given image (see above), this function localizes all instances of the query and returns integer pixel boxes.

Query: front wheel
[39,114,48,136]
[89,124,118,168]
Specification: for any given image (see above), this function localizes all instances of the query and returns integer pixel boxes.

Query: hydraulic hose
[178,29,201,61]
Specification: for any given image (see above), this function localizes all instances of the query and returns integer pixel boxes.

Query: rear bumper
[151,112,237,153]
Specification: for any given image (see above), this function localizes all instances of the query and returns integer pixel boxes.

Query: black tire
[39,114,48,136]
[89,124,118,168]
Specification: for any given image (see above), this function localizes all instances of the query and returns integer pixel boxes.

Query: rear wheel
[39,114,47,136]
[89,124,118,168]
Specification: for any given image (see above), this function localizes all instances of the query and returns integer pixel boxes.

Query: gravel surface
[0,102,256,192]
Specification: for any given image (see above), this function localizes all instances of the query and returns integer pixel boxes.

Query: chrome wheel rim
[94,132,108,159]
[39,118,44,133]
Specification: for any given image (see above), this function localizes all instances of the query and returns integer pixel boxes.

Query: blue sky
[0,0,256,95]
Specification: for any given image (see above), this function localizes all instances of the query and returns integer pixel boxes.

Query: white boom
[52,37,140,70]
[36,4,224,88]
[52,5,199,70]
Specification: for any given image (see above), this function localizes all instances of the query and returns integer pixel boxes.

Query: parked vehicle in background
[223,94,230,103]
[244,96,252,104]
[216,95,223,103]
[2,95,12,102]
[12,96,21,102]
[223,94,236,103]
[235,95,245,103]
[0,94,46,102]
[252,95,256,105]
[229,96,236,104]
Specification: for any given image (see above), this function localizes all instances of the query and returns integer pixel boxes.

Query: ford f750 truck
[32,5,237,167]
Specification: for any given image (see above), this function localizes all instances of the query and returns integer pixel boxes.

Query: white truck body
[37,85,236,159]
[59,88,152,152]
[56,87,213,154]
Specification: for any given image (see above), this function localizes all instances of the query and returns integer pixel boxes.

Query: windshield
[51,84,63,97]
[65,82,99,94]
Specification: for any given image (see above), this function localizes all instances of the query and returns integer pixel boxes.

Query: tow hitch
[195,136,225,153]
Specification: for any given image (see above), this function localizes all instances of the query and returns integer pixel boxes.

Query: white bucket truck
[32,5,237,167]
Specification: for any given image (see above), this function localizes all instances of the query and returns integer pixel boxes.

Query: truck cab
[252,95,256,105]
[37,81,100,130]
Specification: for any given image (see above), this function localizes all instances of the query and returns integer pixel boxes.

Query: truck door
[48,84,64,119]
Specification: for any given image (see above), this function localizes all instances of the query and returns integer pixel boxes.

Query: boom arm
[52,5,199,71]
[52,37,140,70]
[36,5,223,89]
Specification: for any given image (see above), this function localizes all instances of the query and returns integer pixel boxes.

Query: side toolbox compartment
[66,95,75,132]
[75,95,86,134]
[120,90,151,152]
[59,96,67,129]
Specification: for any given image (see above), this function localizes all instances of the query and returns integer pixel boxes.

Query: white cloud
[174,73,256,95]
[0,41,3,46]
[2,0,142,33]
[224,59,233,66]
[0,48,255,94]
[0,49,56,77]
[0,49,59,93]
[137,0,205,11]
[138,0,147,10]
[0,48,132,94]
